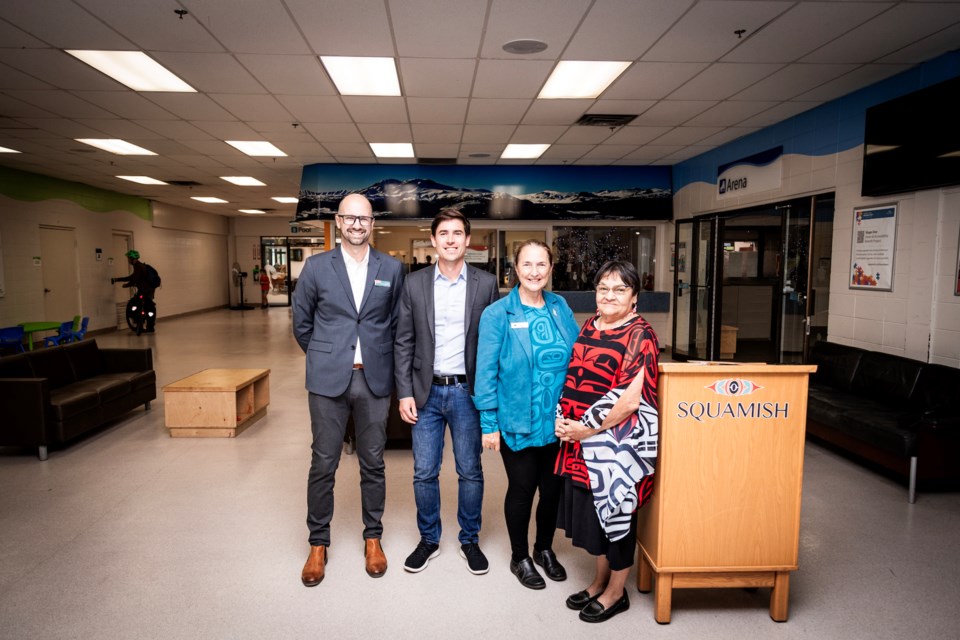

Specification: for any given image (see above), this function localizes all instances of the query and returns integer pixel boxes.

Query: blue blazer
[472,287,579,436]
[292,245,404,398]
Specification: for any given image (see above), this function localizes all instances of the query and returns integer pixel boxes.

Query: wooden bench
[163,368,270,437]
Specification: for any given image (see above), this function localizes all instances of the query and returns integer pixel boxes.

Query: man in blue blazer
[293,194,404,586]
[394,210,499,575]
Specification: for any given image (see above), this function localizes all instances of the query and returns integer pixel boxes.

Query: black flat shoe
[510,557,546,590]
[579,591,629,623]
[565,589,600,610]
[533,549,567,581]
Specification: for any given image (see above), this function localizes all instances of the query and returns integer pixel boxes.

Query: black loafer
[579,591,629,623]
[533,549,567,581]
[510,557,546,590]
[565,589,600,610]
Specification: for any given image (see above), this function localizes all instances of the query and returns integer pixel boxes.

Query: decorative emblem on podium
[706,379,763,396]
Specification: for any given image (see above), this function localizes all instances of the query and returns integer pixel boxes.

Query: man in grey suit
[292,193,404,586]
[394,210,499,575]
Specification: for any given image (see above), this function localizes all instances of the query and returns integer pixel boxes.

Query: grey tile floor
[1,308,958,639]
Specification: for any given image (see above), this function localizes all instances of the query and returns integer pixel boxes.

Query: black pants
[499,439,562,562]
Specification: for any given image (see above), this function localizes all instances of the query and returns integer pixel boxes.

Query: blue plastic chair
[0,326,26,353]
[70,317,90,341]
[43,321,75,347]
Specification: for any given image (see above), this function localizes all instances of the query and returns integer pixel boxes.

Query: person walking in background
[394,210,499,575]
[554,260,660,623]
[259,268,271,308]
[292,194,404,586]
[473,240,579,590]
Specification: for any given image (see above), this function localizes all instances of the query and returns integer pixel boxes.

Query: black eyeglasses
[338,215,374,227]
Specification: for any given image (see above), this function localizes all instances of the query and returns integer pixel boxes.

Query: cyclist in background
[112,250,158,333]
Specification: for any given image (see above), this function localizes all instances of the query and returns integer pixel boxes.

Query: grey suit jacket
[292,245,404,398]
[394,264,499,408]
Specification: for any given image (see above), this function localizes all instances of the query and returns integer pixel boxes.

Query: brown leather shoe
[301,545,327,587]
[364,538,387,578]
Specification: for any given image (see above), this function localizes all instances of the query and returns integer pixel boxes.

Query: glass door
[779,202,809,363]
[672,218,715,360]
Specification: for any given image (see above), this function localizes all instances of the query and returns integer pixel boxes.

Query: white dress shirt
[342,246,369,366]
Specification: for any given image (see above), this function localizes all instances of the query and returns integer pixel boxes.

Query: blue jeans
[412,382,483,545]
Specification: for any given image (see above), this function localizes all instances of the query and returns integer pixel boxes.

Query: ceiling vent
[166,180,203,186]
[417,157,457,165]
[575,114,637,127]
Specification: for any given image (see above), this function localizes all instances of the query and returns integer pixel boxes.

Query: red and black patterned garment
[555,314,660,533]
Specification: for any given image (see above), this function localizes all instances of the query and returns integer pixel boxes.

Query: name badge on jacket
[374,279,391,288]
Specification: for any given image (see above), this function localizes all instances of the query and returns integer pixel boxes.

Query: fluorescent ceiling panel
[0,145,21,153]
[320,56,401,96]
[116,175,168,185]
[225,140,287,157]
[220,176,267,186]
[191,197,228,204]
[272,196,299,203]
[369,142,415,158]
[65,50,195,92]
[239,209,266,214]
[538,61,631,99]
[500,143,550,159]
[75,138,156,155]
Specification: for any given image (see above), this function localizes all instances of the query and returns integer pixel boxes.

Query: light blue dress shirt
[433,264,467,375]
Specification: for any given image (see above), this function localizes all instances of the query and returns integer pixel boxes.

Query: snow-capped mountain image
[296,178,671,221]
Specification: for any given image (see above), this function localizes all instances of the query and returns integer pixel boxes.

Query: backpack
[143,263,162,288]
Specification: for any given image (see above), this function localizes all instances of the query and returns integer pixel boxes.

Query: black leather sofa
[0,339,156,460]
[806,340,960,502]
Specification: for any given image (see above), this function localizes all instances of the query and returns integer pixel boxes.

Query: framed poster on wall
[850,204,897,291]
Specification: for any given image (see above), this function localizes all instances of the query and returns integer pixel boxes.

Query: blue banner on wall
[296,164,672,221]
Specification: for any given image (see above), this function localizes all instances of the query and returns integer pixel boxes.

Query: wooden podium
[637,362,815,623]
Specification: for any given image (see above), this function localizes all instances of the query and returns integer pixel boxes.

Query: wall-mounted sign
[850,204,897,291]
[716,146,783,200]
[296,164,672,222]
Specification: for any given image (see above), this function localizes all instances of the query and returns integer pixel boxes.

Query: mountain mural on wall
[295,165,672,221]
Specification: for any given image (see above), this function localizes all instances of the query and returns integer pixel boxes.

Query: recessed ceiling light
[500,144,550,159]
[225,140,287,157]
[370,143,415,158]
[220,176,266,186]
[320,56,401,96]
[116,175,168,185]
[502,39,548,55]
[272,196,299,204]
[0,145,21,153]
[75,138,157,155]
[239,209,266,214]
[65,50,195,92]
[191,197,228,204]
[538,61,631,99]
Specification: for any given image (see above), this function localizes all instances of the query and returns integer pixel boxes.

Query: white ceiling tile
[621,145,684,162]
[459,144,506,156]
[737,101,818,128]
[462,125,517,143]
[580,145,635,160]
[276,96,352,123]
[342,97,409,123]
[684,101,780,126]
[0,19,46,48]
[480,0,590,59]
[538,144,593,160]
[0,50,124,91]
[670,63,784,101]
[267,141,330,157]
[733,64,859,101]
[658,145,716,163]
[390,0,487,57]
[696,127,760,147]
[589,100,657,115]
[554,127,616,145]
[356,123,413,143]
[400,59,476,98]
[803,3,960,64]
[72,92,178,120]
[0,62,55,90]
[321,142,374,157]
[879,22,960,65]
[209,94,294,122]
[76,0,225,52]
[604,126,673,145]
[135,120,216,140]
[472,60,555,99]
[178,0,310,54]
[643,1,793,63]
[723,2,894,64]
[406,98,470,124]
[286,0,394,56]
[7,91,117,119]
[236,55,337,96]
[632,101,717,126]
[144,94,238,120]
[127,139,207,156]
[411,124,463,144]
[301,123,363,143]
[72,119,164,140]
[649,126,724,146]
[510,126,569,144]
[0,0,133,48]
[0,94,57,118]
[565,0,695,59]
[467,99,532,125]
[246,122,316,140]
[571,157,617,165]
[521,100,594,125]
[793,65,911,103]
[191,121,260,139]
[151,53,264,94]
[413,143,461,158]
[602,62,710,100]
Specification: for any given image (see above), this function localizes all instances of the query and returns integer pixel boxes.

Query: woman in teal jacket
[473,240,579,590]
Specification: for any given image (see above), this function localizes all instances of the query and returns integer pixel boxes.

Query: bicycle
[112,280,156,335]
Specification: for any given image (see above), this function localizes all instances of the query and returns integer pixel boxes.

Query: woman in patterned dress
[554,260,660,623]
[473,240,580,590]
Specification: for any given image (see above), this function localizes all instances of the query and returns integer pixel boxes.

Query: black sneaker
[403,540,439,573]
[459,543,489,575]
